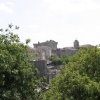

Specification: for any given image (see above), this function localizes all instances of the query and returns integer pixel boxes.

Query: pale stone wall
[37,46,51,60]
[28,47,39,61]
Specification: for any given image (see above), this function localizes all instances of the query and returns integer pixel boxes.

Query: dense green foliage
[42,47,100,100]
[0,25,41,100]
[49,54,69,65]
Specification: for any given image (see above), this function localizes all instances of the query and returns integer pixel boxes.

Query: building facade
[33,40,58,50]
[37,46,51,60]
[29,39,94,60]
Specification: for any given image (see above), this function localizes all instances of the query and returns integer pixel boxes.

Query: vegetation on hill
[42,47,100,100]
[0,24,44,100]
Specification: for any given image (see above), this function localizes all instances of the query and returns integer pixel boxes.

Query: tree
[42,47,100,100]
[0,24,41,100]
[49,54,69,65]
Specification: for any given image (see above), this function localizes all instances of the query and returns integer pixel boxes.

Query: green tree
[0,24,41,100]
[49,54,69,65]
[42,47,100,100]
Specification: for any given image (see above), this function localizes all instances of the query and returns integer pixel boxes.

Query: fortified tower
[73,39,79,49]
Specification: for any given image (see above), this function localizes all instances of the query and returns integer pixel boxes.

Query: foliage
[0,24,42,100]
[49,54,69,65]
[42,47,100,100]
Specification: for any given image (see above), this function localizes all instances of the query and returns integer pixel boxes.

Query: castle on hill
[29,39,94,61]
[29,40,94,83]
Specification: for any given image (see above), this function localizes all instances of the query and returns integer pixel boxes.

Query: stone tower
[74,39,79,49]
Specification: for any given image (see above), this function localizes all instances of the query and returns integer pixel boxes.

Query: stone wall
[37,46,51,60]
[53,49,78,57]
[58,49,78,56]
[34,60,47,76]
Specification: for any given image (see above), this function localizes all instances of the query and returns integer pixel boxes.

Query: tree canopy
[0,24,42,100]
[42,47,100,100]
[49,54,69,65]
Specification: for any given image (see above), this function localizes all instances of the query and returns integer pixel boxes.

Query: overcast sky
[0,0,100,48]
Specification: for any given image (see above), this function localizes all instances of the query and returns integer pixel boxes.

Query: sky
[0,0,100,48]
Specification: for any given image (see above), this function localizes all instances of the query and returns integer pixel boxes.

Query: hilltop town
[29,39,94,61]
[29,39,94,83]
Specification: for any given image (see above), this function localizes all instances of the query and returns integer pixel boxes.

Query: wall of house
[34,60,47,76]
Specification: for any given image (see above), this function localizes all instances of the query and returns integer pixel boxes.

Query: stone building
[28,45,51,61]
[54,48,78,57]
[29,39,94,83]
[28,46,39,61]
[33,40,58,50]
[33,60,60,83]
[53,39,80,57]
[52,39,94,57]
[33,40,58,60]
[34,60,47,76]
[37,46,51,60]
[29,39,94,60]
